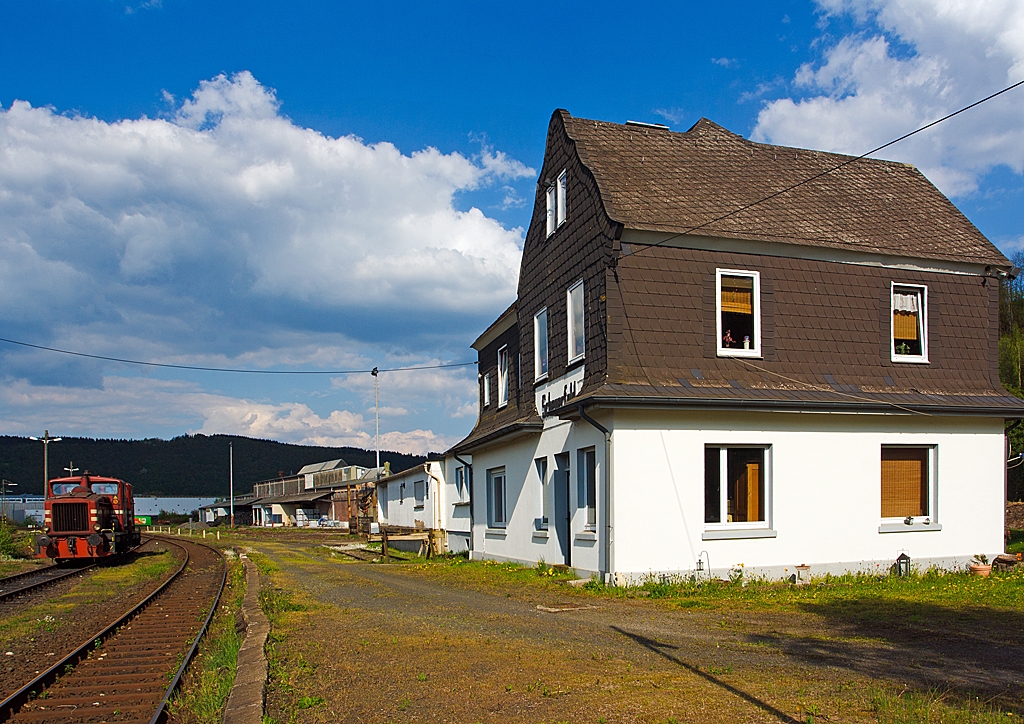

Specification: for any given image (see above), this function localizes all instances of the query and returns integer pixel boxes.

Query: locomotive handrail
[0,537,189,722]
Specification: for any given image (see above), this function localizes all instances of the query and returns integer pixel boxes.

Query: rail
[0,537,226,723]
[0,563,96,603]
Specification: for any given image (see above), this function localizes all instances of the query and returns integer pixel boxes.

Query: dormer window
[891,284,928,363]
[546,170,567,236]
[482,373,491,407]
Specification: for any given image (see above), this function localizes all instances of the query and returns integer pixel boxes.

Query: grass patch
[169,553,246,724]
[1007,529,1024,555]
[575,566,1024,614]
[872,687,1016,723]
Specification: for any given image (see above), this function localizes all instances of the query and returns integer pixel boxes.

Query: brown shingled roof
[560,111,1008,267]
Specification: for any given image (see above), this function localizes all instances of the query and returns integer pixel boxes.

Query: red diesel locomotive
[35,474,141,561]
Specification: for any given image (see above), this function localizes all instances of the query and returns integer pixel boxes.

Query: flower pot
[969,564,992,577]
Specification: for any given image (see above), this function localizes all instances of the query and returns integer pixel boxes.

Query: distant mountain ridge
[0,434,428,497]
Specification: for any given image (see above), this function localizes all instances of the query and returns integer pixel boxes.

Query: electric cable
[0,336,474,375]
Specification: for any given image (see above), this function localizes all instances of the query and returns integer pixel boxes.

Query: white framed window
[545,169,567,236]
[557,170,567,227]
[534,308,549,380]
[716,269,761,358]
[497,345,509,408]
[535,457,549,528]
[881,446,935,522]
[482,373,490,407]
[891,284,928,363]
[414,479,425,510]
[454,466,466,502]
[546,184,557,236]
[487,467,507,528]
[567,280,585,363]
[704,446,770,528]
[577,447,596,528]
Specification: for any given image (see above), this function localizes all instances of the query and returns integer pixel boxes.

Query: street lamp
[28,430,61,500]
[1,480,17,524]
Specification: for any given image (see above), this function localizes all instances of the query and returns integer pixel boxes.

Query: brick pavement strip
[223,554,270,724]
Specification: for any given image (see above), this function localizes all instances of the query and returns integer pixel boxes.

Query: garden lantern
[895,552,911,577]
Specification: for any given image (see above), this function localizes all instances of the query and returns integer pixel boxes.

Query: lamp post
[1,480,17,524]
[28,430,61,500]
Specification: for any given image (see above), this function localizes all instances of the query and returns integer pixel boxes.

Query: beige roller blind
[893,311,919,340]
[881,447,928,517]
[721,276,753,314]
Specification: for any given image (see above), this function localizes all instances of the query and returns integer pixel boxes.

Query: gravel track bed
[0,539,183,702]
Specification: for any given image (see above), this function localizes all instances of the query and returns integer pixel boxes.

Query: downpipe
[578,403,614,585]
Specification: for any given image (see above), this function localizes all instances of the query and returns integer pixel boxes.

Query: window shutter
[881,448,927,517]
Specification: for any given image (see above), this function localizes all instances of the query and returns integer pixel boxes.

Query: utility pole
[64,462,79,478]
[29,430,61,500]
[372,368,380,477]
[229,441,235,528]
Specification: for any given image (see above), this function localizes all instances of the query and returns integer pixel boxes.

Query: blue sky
[1,0,1022,454]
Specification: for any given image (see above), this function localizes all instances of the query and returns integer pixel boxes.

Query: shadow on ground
[749,598,1024,711]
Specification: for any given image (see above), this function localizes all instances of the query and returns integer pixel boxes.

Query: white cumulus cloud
[752,0,1024,197]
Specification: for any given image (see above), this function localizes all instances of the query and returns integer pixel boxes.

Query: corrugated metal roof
[296,459,347,475]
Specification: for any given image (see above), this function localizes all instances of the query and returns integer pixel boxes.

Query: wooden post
[382,528,389,561]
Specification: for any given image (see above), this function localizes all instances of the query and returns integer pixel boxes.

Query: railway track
[0,564,96,604]
[0,537,226,724]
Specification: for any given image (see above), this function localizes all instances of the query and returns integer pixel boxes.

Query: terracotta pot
[969,564,992,577]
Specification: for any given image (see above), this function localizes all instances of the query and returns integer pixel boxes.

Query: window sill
[567,354,585,368]
[717,349,762,359]
[452,501,471,507]
[879,522,942,533]
[535,374,548,383]
[532,530,549,540]
[498,401,508,409]
[891,356,929,364]
[485,527,507,538]
[575,530,597,542]
[702,528,777,540]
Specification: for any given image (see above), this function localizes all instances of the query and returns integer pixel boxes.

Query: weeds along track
[0,537,226,724]
[0,564,97,604]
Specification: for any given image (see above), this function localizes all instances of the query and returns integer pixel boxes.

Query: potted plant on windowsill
[969,554,992,577]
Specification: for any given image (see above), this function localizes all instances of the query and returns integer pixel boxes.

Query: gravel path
[249,545,1023,723]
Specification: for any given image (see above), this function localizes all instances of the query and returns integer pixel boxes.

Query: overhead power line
[0,336,474,375]
[633,78,1024,256]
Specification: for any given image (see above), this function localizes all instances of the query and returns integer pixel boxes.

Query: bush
[0,521,18,558]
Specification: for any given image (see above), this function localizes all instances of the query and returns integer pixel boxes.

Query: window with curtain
[577,447,596,527]
[487,467,507,527]
[881,446,930,518]
[534,308,548,380]
[568,280,585,362]
[892,285,927,360]
[535,457,549,527]
[717,270,761,357]
[497,345,509,407]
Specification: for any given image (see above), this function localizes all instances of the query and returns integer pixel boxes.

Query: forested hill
[0,434,428,497]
